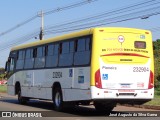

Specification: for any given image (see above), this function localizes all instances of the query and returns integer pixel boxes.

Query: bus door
[25,71,34,97]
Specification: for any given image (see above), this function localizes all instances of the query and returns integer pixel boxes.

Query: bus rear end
[91,28,154,109]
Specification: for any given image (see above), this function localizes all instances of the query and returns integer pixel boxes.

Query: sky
[0,0,160,67]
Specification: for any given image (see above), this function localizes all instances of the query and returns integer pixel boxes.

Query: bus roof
[11,27,151,51]
[11,28,94,51]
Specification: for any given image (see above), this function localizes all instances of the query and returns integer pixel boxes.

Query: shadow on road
[0,97,126,117]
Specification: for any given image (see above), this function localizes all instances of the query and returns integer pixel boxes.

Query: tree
[153,40,160,88]
[153,39,160,50]
[0,68,5,74]
[0,68,5,80]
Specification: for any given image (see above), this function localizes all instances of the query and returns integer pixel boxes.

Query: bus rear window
[134,41,146,49]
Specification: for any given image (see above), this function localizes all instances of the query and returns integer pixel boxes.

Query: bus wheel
[94,102,114,112]
[18,90,27,104]
[53,88,63,111]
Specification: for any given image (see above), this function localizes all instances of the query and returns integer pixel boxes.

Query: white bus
[6,27,154,111]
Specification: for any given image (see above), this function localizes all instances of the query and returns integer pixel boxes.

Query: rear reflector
[148,71,154,89]
[95,69,102,88]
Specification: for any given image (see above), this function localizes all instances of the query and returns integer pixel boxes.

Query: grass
[154,88,160,98]
[144,99,160,106]
[144,88,160,106]
[0,84,7,93]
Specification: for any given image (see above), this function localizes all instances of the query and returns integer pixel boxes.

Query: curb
[120,104,160,110]
[0,92,16,99]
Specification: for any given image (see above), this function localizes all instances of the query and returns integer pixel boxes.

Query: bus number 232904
[133,67,149,72]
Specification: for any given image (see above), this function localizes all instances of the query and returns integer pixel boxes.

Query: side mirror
[5,61,8,72]
[8,57,11,62]
[5,57,11,72]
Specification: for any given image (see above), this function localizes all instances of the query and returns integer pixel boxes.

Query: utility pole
[39,10,44,40]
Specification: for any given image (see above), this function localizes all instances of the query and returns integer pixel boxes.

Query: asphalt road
[0,93,160,120]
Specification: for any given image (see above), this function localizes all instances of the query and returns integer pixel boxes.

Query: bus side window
[54,44,59,55]
[70,41,74,53]
[46,44,56,67]
[24,49,34,69]
[59,43,62,54]
[74,40,78,52]
[74,37,91,66]
[34,46,45,68]
[77,38,85,52]
[53,44,59,67]
[5,61,9,72]
[6,51,17,72]
[45,45,48,56]
[16,50,25,70]
[86,37,91,51]
[5,56,16,79]
[8,58,16,78]
[37,47,43,57]
[10,58,15,71]
[33,48,37,58]
[59,42,73,67]
[62,42,69,54]
[47,44,54,56]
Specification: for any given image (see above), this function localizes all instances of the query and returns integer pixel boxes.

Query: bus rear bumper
[91,86,154,101]
[93,98,152,105]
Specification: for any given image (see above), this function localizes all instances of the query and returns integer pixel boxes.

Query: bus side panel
[34,70,47,99]
[15,71,28,97]
[7,75,15,96]
[12,67,91,101]
[63,67,91,101]
[63,89,91,101]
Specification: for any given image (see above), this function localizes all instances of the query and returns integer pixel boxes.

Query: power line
[150,27,160,32]
[45,0,160,32]
[0,30,39,51]
[44,11,160,35]
[1,9,159,52]
[0,15,38,37]
[0,0,157,39]
[44,0,99,15]
[0,0,99,37]
[1,0,160,51]
[44,5,160,34]
[0,0,100,51]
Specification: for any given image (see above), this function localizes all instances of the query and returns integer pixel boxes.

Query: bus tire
[18,90,27,105]
[53,87,63,111]
[94,102,114,112]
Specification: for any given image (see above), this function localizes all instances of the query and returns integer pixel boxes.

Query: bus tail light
[148,71,154,89]
[95,69,102,88]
